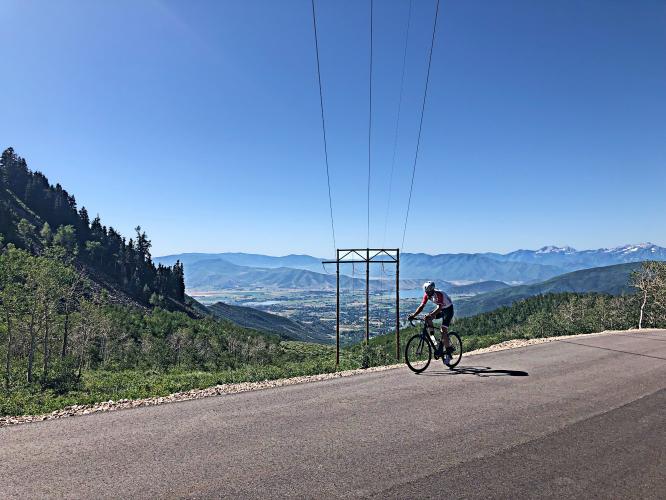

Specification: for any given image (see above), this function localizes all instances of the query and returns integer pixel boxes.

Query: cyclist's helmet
[423,281,436,296]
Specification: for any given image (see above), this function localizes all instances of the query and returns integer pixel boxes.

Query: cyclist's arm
[411,296,428,318]
[426,304,443,319]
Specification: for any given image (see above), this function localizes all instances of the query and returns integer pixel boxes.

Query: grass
[0,322,600,418]
[0,341,372,417]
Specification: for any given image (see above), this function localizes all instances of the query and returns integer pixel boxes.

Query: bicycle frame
[411,318,440,355]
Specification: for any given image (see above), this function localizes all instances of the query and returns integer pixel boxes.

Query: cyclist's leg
[440,306,454,349]
[425,315,434,332]
[432,310,449,353]
[440,324,451,348]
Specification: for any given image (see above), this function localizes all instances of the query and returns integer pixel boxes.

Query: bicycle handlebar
[408,315,426,327]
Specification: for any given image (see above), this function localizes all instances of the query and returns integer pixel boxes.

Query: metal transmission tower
[323,249,400,366]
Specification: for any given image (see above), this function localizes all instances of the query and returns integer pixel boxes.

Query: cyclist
[409,281,455,363]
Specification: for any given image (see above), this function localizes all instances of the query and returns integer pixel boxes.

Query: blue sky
[2,0,664,257]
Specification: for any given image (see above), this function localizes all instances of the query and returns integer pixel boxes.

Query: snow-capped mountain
[602,243,660,255]
[491,243,666,270]
[535,246,577,254]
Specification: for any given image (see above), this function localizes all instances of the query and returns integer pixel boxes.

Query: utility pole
[323,249,400,368]
[365,248,370,344]
[336,251,340,366]
[395,249,400,360]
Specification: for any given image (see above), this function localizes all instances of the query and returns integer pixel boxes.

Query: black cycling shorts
[435,305,454,327]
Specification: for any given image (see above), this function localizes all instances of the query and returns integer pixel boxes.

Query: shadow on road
[420,366,529,377]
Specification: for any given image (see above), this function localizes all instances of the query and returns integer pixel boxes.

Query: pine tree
[175,260,186,301]
[78,206,91,242]
[135,226,151,262]
[90,215,106,242]
[79,207,90,228]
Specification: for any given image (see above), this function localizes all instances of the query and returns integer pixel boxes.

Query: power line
[382,0,413,247]
[311,0,337,253]
[401,0,441,251]
[366,2,373,249]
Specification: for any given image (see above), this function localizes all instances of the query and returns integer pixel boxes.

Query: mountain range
[156,244,666,289]
[154,255,519,294]
[178,257,422,291]
[482,243,666,269]
[156,252,324,272]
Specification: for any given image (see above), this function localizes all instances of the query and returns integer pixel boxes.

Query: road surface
[1,330,665,499]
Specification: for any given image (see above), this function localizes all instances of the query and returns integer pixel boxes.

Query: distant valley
[156,243,666,290]
[155,245,663,343]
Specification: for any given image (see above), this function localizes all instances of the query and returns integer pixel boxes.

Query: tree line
[455,262,666,344]
[1,147,184,305]
[0,242,282,395]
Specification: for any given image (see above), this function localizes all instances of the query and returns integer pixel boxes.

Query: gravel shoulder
[0,328,661,428]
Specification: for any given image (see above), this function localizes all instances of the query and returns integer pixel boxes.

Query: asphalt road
[1,330,665,499]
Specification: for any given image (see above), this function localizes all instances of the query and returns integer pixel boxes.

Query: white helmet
[423,281,436,295]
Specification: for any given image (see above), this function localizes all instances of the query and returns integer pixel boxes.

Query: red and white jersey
[420,290,453,309]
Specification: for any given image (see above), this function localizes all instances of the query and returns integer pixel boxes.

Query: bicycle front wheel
[405,334,431,373]
[444,332,463,368]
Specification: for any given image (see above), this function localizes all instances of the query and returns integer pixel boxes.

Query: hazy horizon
[155,241,666,259]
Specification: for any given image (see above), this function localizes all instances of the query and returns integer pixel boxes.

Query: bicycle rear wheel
[405,334,431,373]
[443,332,463,368]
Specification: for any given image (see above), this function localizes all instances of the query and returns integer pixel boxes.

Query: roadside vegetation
[0,241,378,415]
[2,235,665,416]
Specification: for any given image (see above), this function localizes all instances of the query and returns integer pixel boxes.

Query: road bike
[405,316,463,373]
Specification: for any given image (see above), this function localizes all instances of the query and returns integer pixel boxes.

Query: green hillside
[455,262,640,317]
[208,302,331,343]
[0,148,301,414]
[0,147,186,309]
